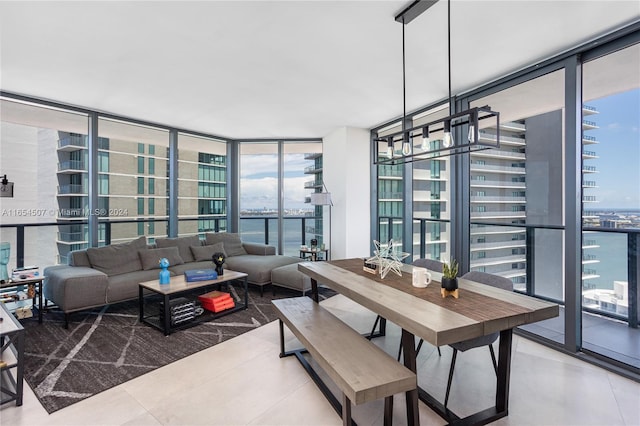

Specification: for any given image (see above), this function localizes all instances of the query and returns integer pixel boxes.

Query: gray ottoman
[271,263,312,295]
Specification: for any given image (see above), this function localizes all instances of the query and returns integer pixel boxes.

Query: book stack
[197,290,235,313]
[184,269,217,282]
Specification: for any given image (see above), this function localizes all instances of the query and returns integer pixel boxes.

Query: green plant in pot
[441,258,459,291]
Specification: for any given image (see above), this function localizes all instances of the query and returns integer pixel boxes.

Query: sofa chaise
[43,232,304,326]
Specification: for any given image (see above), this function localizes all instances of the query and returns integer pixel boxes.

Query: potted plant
[441,258,459,291]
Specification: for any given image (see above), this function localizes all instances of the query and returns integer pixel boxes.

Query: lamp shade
[309,192,332,206]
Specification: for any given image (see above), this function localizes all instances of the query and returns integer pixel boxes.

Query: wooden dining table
[298,258,559,426]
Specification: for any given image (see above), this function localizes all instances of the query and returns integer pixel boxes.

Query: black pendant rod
[402,16,406,134]
[447,0,452,115]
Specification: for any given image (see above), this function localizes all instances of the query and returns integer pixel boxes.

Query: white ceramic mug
[412,267,432,288]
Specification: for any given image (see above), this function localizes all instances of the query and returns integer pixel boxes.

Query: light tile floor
[2,294,639,425]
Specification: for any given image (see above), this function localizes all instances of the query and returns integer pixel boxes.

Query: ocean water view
[239,216,320,257]
[587,231,630,290]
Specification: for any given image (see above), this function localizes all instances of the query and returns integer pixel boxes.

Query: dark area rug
[21,283,335,414]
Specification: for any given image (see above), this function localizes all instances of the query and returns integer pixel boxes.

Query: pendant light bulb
[443,120,454,148]
[468,111,477,143]
[402,139,412,156]
[386,137,394,158]
[421,126,430,151]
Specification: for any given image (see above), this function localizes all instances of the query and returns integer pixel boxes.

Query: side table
[0,302,24,406]
[299,248,329,262]
[0,277,44,323]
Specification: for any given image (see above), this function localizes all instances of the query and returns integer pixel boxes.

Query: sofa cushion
[68,250,91,267]
[155,235,201,263]
[139,247,184,270]
[86,236,147,276]
[224,255,301,285]
[205,233,247,257]
[106,269,160,303]
[190,242,226,262]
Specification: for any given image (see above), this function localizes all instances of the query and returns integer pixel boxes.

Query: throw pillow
[155,235,201,263]
[139,247,184,270]
[204,232,247,257]
[190,242,226,262]
[86,236,147,276]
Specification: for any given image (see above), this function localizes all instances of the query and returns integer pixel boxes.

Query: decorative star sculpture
[366,239,409,279]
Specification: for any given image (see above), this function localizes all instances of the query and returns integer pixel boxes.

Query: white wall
[322,126,371,260]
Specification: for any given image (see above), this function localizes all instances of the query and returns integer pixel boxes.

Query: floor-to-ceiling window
[97,118,169,244]
[0,98,88,267]
[469,69,566,302]
[283,141,323,256]
[239,142,279,247]
[177,133,228,236]
[580,42,639,366]
[238,140,323,254]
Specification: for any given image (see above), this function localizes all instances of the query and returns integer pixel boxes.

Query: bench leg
[384,396,393,426]
[278,319,285,357]
[342,394,352,426]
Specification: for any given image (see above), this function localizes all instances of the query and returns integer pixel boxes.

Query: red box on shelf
[198,291,235,313]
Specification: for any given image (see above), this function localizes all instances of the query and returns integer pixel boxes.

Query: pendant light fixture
[373,0,500,165]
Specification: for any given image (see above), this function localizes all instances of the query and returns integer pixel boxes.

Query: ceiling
[1,1,638,140]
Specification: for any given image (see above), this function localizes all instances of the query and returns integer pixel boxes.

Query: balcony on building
[471,149,526,161]
[58,160,87,173]
[470,179,526,189]
[582,119,599,130]
[582,149,599,159]
[413,168,448,181]
[378,167,403,179]
[57,184,88,195]
[470,211,527,220]
[582,164,598,174]
[470,240,527,251]
[304,180,323,189]
[304,152,322,160]
[470,163,526,174]
[470,195,527,204]
[304,164,323,174]
[57,231,88,244]
[378,191,404,202]
[470,254,527,267]
[57,135,88,151]
[470,225,526,236]
[478,131,526,147]
[582,134,599,145]
[582,180,598,188]
[582,104,599,116]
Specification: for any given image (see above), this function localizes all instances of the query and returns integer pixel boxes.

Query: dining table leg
[401,328,420,426]
[311,278,319,303]
[496,328,513,413]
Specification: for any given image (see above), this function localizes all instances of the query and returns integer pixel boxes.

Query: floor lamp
[309,184,332,260]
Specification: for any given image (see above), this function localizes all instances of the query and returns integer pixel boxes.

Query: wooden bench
[272,297,417,426]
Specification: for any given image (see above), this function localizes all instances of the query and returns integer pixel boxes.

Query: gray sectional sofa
[43,233,303,326]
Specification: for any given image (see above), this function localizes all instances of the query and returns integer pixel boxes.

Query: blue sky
[587,88,640,210]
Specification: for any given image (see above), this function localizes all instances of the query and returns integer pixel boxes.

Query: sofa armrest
[43,265,109,313]
[242,242,276,256]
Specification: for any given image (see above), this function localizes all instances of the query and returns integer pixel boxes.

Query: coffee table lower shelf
[138,271,248,336]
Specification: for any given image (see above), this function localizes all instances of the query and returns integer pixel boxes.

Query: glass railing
[239,216,322,257]
[409,218,639,328]
[58,160,86,171]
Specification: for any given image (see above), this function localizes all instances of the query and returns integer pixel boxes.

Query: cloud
[240,154,278,178]
[240,175,313,210]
